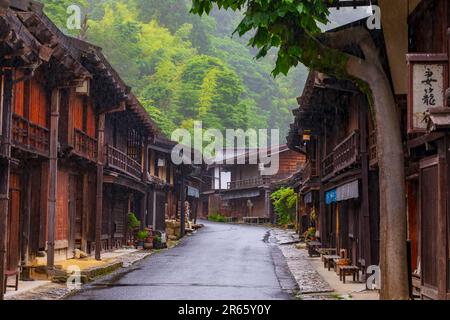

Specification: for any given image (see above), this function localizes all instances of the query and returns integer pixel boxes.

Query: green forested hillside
[39,0,307,139]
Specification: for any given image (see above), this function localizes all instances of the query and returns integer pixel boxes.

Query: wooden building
[288,69,381,270]
[204,145,305,222]
[0,1,180,298]
[287,0,450,300]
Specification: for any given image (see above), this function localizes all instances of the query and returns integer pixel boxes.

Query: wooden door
[420,155,447,299]
[68,175,82,256]
[7,173,21,271]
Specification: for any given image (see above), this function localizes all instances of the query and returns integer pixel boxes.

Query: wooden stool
[339,266,360,284]
[4,269,19,294]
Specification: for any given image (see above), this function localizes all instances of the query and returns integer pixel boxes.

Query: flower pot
[144,242,153,250]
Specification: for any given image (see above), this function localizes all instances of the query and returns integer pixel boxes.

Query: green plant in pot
[127,213,141,246]
[144,228,154,250]
[153,235,162,249]
[137,230,149,248]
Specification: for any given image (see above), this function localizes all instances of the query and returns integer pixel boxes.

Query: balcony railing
[322,131,361,181]
[12,114,50,156]
[369,130,378,168]
[106,144,142,180]
[73,129,97,161]
[303,159,319,183]
[322,153,334,181]
[228,177,270,190]
[334,130,360,173]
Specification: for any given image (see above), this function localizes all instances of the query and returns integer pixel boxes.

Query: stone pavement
[5,249,154,300]
[270,227,379,300]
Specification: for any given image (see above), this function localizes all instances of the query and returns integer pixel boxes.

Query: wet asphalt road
[68,221,296,300]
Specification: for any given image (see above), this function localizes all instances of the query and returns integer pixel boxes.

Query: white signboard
[407,54,448,133]
[412,64,445,130]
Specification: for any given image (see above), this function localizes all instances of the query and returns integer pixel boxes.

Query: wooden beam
[46,88,60,270]
[95,113,105,261]
[0,68,13,300]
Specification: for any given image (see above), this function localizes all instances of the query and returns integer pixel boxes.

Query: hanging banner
[326,189,337,205]
[304,192,313,204]
[407,54,448,133]
[336,180,359,202]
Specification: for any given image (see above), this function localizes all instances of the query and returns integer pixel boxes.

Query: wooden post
[359,95,372,268]
[141,139,149,229]
[95,113,105,261]
[0,69,13,300]
[47,88,60,270]
[81,173,89,253]
[180,171,186,238]
[20,168,32,275]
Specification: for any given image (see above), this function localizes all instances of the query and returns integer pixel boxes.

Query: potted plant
[144,228,154,250]
[153,234,162,250]
[127,213,141,246]
[137,230,149,249]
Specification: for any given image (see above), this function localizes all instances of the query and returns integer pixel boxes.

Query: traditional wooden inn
[204,145,305,223]
[0,0,195,298]
[288,0,450,299]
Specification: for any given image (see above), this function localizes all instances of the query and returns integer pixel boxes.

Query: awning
[336,180,359,202]
[187,186,200,198]
[222,190,261,201]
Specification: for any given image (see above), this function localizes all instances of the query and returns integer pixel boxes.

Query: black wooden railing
[12,114,50,155]
[322,130,361,181]
[106,144,142,180]
[303,159,319,183]
[73,128,97,161]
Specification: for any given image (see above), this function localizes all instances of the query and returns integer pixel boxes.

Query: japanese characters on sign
[407,54,448,133]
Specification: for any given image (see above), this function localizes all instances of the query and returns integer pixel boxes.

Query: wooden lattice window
[127,129,142,162]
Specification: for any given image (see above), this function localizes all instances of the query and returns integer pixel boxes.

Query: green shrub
[208,214,226,223]
[137,230,150,241]
[271,187,297,225]
[128,213,141,231]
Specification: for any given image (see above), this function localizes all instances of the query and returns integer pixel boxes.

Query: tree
[191,0,408,299]
[271,187,297,225]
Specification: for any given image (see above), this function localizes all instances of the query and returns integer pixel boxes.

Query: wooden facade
[204,145,305,222]
[286,0,450,300]
[0,1,194,298]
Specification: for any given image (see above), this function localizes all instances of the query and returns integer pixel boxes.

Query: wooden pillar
[81,173,89,253]
[47,88,60,270]
[20,168,32,273]
[141,140,149,229]
[95,113,105,261]
[359,96,372,268]
[180,170,186,238]
[0,69,13,300]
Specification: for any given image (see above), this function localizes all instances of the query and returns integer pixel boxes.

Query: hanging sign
[407,54,448,133]
[325,189,337,205]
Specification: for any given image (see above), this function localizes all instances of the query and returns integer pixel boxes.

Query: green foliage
[137,230,150,241]
[208,214,226,223]
[128,213,141,231]
[37,0,308,138]
[190,0,347,77]
[271,187,297,225]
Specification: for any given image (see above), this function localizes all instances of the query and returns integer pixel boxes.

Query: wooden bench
[323,255,341,271]
[307,241,322,257]
[319,248,337,261]
[339,266,360,284]
[4,269,19,294]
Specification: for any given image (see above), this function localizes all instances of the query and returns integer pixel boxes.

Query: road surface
[68,221,296,300]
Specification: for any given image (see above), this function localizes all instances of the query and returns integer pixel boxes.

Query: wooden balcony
[334,130,360,174]
[369,130,378,168]
[12,114,50,156]
[322,131,361,181]
[322,153,334,182]
[228,177,270,190]
[106,144,142,180]
[73,129,97,161]
[303,159,319,183]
